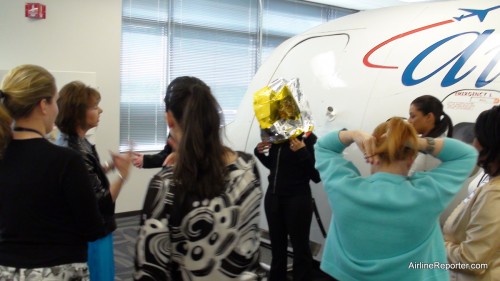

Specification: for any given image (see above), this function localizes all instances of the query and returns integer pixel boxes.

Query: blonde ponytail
[373,118,418,164]
[0,65,56,158]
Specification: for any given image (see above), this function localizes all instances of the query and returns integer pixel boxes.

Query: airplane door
[442,89,500,125]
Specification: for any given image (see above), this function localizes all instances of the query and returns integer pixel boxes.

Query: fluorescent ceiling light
[302,0,443,10]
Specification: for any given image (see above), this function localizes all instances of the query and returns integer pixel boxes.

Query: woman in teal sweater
[315,118,477,281]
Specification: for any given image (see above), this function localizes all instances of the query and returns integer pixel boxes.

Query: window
[120,0,354,151]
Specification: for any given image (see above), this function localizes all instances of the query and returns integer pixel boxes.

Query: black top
[57,134,117,235]
[143,143,172,169]
[0,138,105,268]
[254,133,320,196]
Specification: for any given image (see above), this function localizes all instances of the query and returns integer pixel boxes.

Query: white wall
[0,0,154,213]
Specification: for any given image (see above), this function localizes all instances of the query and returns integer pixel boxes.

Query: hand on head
[351,131,379,165]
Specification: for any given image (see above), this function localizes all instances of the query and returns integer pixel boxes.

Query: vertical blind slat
[120,0,355,151]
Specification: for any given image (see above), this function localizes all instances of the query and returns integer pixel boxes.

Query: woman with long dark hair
[443,105,500,280]
[134,76,263,280]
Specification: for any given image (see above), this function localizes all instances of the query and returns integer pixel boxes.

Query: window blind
[120,0,354,151]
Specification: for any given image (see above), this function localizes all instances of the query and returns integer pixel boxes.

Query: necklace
[13,127,45,138]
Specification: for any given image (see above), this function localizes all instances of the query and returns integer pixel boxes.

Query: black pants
[265,189,313,281]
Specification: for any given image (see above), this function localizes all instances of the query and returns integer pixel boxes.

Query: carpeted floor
[113,214,140,281]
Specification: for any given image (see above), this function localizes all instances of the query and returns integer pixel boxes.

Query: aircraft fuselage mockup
[225,0,500,260]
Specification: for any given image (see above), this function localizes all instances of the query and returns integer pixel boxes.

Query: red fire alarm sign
[25,3,46,19]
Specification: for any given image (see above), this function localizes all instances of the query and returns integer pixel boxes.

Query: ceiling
[302,0,451,11]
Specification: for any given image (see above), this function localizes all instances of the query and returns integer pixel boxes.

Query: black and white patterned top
[134,152,262,281]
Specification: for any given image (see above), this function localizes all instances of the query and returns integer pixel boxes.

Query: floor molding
[115,210,141,218]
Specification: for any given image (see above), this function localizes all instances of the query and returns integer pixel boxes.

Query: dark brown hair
[474,105,500,177]
[164,76,228,200]
[411,95,453,137]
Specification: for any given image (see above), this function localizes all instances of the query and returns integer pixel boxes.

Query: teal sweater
[315,131,477,281]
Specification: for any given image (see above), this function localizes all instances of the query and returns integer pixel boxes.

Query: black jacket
[143,143,172,168]
[57,134,116,235]
[254,133,320,196]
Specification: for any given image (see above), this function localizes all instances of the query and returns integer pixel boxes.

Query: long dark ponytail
[164,76,228,201]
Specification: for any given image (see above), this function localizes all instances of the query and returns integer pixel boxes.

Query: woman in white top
[408,95,454,173]
[408,95,470,226]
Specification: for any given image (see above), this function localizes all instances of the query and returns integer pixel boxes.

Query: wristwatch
[423,137,435,155]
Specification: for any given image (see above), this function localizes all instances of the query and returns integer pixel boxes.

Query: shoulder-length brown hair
[56,81,101,136]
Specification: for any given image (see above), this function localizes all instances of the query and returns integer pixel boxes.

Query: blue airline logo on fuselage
[363,5,500,88]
